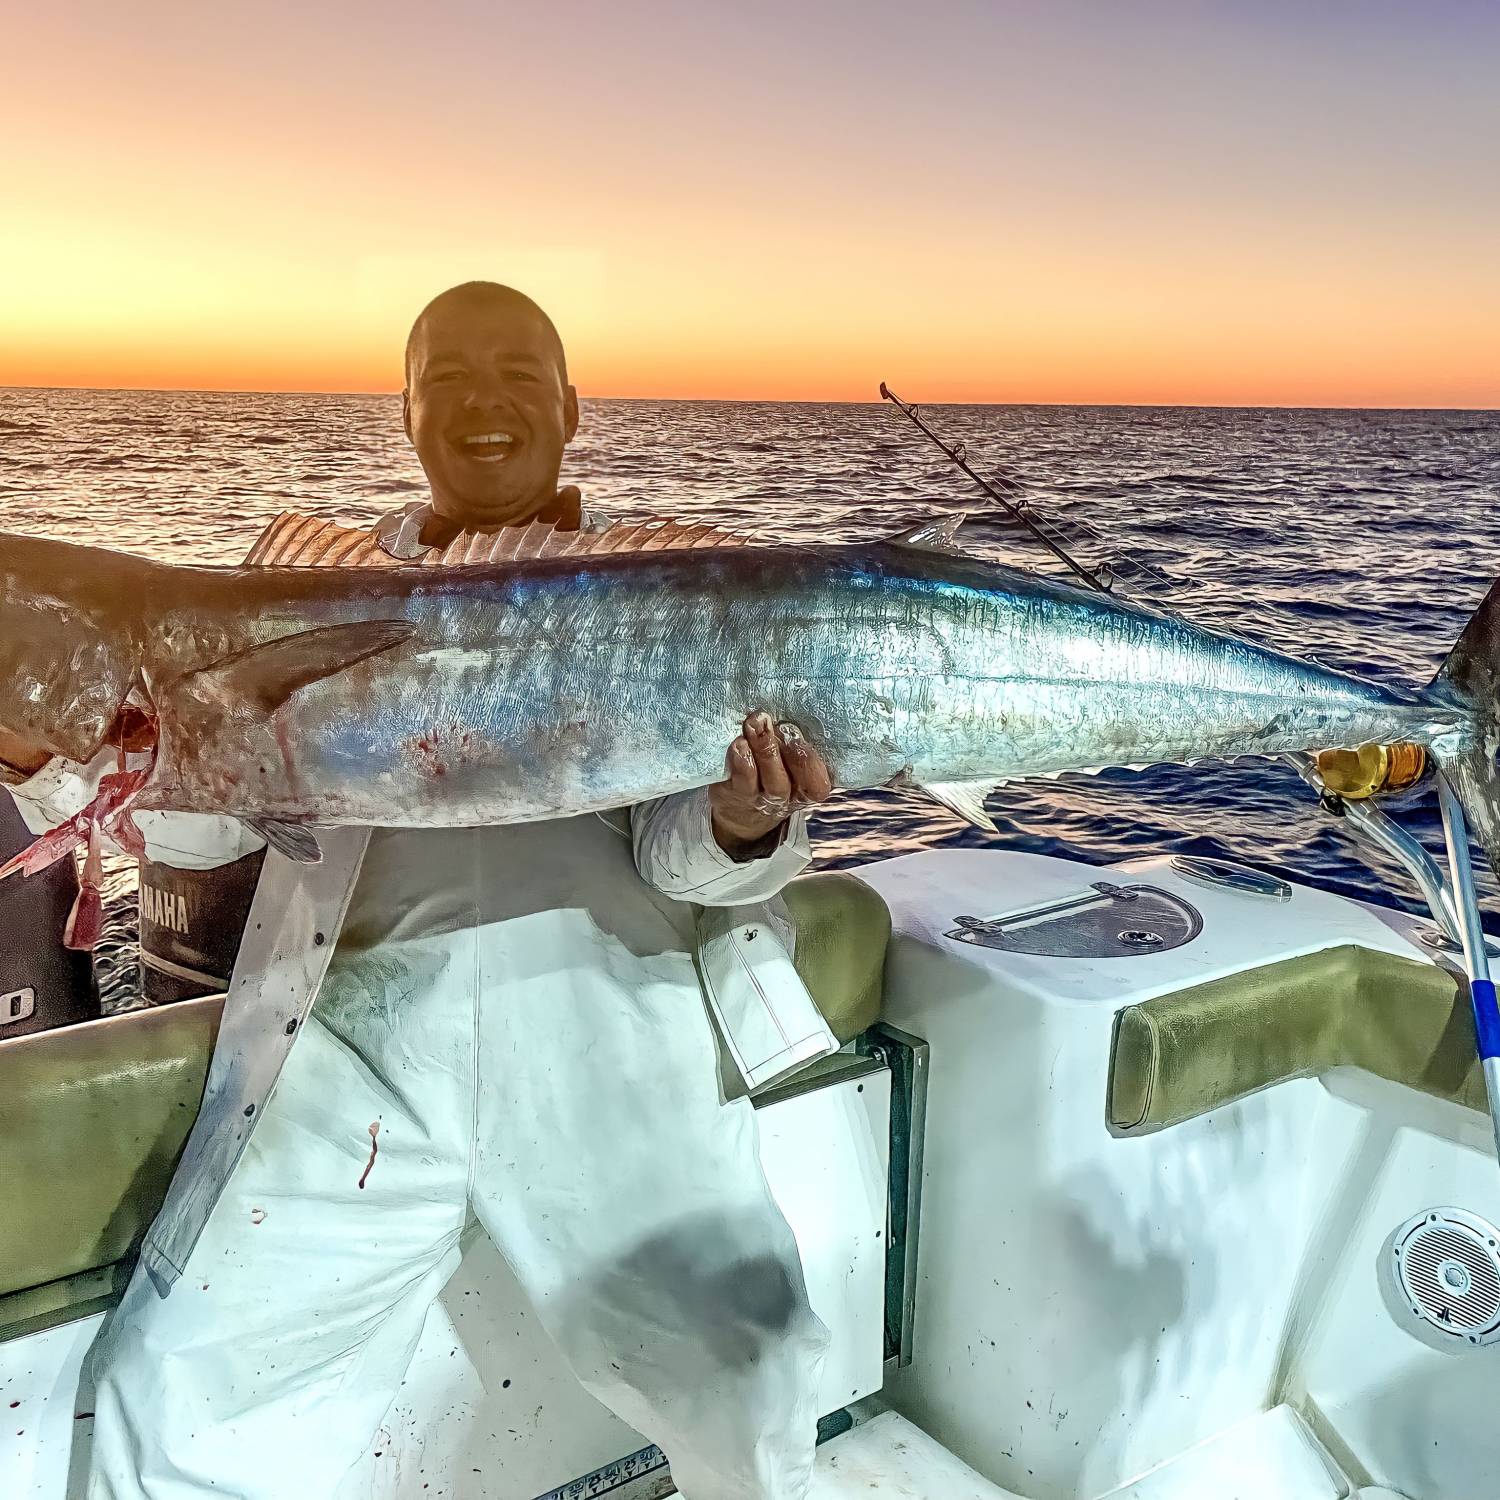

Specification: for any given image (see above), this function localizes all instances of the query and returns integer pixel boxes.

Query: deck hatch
[946,881,1203,958]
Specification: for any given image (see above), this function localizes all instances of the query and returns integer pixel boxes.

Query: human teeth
[461,433,514,446]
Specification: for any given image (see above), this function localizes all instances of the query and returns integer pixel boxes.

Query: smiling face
[402,285,580,531]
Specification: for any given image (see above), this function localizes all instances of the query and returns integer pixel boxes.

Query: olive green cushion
[1109,943,1483,1134]
[783,871,891,1044]
[0,1000,219,1339]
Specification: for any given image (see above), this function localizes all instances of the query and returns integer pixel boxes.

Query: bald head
[401,281,580,531]
[404,282,567,389]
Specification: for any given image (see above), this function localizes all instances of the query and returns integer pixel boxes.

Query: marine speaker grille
[1389,1207,1500,1347]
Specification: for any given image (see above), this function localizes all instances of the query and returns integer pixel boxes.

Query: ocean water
[2,387,1499,1000]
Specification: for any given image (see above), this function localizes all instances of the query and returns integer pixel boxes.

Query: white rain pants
[85,809,829,1500]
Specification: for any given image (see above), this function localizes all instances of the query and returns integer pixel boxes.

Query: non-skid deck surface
[810,1404,1350,1500]
[1098,1404,1349,1500]
[811,1411,1021,1498]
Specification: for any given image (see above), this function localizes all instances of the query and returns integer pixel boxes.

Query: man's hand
[538,484,584,529]
[709,711,834,860]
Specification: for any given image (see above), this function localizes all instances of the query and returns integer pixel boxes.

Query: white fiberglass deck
[814,1406,1351,1499]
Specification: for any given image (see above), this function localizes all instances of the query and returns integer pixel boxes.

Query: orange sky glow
[3,2,1497,407]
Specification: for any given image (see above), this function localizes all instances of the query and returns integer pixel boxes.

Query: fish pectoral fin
[888,513,968,552]
[918,779,1001,833]
[244,818,324,864]
[189,620,416,714]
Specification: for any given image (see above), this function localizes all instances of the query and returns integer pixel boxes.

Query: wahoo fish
[3,514,1500,882]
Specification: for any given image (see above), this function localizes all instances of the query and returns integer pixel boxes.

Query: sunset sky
[3,1,1497,406]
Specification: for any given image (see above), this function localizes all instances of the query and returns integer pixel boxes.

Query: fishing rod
[879,381,1500,1158]
[878,382,1111,593]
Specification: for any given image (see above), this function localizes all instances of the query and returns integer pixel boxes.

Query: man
[0,282,837,1498]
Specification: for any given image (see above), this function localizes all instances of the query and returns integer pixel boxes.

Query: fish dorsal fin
[423,516,753,566]
[243,512,396,568]
[889,513,967,552]
[244,511,752,569]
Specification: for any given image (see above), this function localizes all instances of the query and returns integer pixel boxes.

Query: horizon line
[2,381,1497,416]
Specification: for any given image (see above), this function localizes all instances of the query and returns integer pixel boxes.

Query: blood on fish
[3,764,152,950]
[409,722,478,780]
[63,880,104,952]
[410,732,446,778]
[272,716,303,798]
[110,703,157,754]
[358,1121,381,1189]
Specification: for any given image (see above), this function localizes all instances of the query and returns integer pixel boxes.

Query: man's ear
[563,385,579,443]
[401,389,413,443]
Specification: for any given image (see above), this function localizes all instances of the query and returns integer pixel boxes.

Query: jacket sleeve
[3,754,265,871]
[631,787,812,906]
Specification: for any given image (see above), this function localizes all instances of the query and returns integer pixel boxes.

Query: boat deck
[814,1405,1368,1499]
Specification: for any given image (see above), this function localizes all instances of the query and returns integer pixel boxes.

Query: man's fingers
[743,711,791,803]
[723,735,759,796]
[716,712,830,830]
[779,723,833,803]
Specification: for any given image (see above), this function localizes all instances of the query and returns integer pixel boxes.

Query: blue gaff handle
[1472,977,1500,1061]
[1436,777,1500,1163]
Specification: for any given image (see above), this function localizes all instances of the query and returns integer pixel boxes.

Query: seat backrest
[1108,943,1484,1134]
[0,997,221,1302]
[782,871,891,1044]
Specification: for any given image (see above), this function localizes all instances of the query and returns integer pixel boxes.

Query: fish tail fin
[1430,577,1500,880]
